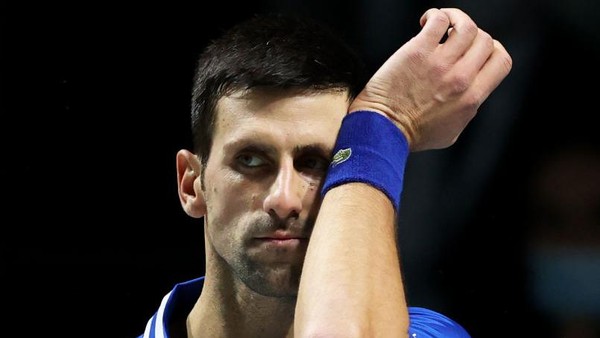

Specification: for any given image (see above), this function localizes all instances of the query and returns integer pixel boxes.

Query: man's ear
[176,149,206,218]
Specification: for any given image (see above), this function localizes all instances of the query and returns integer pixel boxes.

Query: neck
[187,244,296,338]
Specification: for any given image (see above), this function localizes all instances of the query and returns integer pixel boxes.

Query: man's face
[202,88,349,297]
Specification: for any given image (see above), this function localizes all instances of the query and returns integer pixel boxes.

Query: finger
[471,40,513,103]
[438,8,479,62]
[416,8,451,50]
[454,29,495,81]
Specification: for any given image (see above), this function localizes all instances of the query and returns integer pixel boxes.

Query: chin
[242,266,302,298]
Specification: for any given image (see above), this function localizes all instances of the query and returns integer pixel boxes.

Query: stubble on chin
[232,251,304,299]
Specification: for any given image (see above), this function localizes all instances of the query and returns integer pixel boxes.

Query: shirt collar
[141,276,205,338]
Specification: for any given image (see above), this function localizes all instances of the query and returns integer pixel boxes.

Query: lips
[255,230,307,241]
[248,229,309,261]
[253,230,309,251]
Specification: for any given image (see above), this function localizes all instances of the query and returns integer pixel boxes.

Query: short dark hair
[190,13,367,163]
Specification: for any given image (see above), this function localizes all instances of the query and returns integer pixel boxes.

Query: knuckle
[407,47,429,66]
[432,12,450,27]
[502,53,513,73]
[481,31,494,51]
[450,74,470,94]
[464,90,483,112]
[462,21,478,37]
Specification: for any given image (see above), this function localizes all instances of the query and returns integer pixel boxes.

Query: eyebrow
[293,144,332,158]
[223,139,332,158]
[223,140,278,157]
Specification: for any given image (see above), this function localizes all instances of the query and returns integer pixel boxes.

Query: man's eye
[236,154,266,167]
[298,157,329,171]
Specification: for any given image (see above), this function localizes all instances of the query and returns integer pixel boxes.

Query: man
[139,7,511,338]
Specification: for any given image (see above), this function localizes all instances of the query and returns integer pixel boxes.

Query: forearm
[294,182,408,337]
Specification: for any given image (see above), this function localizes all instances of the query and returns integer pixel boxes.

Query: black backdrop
[3,1,600,337]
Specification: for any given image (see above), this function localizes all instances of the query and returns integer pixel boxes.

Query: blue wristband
[321,110,409,211]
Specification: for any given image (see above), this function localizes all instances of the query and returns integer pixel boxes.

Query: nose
[263,159,304,220]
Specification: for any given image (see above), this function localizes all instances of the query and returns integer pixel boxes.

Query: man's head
[190,13,366,166]
[177,14,366,298]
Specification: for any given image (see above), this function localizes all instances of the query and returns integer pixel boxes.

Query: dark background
[3,0,599,337]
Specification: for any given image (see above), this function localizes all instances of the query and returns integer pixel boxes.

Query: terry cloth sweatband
[321,110,409,211]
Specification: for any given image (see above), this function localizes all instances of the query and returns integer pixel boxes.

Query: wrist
[321,110,409,211]
[348,105,414,148]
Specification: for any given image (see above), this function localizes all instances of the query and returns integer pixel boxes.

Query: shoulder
[408,307,471,338]
[137,277,205,338]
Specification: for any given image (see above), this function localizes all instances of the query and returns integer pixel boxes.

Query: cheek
[302,180,322,216]
[205,169,260,224]
[204,172,248,252]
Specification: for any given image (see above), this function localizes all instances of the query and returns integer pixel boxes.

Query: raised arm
[294,8,512,337]
[351,8,512,151]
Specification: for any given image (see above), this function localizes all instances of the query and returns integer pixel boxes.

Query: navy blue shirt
[138,276,470,338]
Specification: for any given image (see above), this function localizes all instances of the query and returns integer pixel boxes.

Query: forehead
[212,89,350,150]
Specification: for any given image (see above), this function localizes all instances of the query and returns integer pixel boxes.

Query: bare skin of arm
[294,8,512,337]
[296,184,403,337]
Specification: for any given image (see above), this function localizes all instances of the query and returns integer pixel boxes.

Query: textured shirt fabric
[138,276,471,338]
